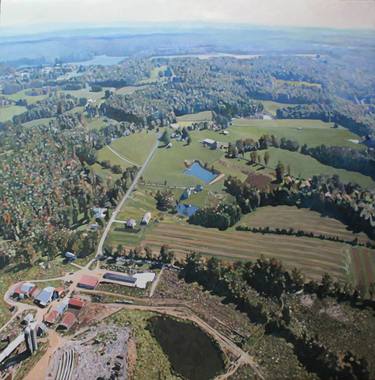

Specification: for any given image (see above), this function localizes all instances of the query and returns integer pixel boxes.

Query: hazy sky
[2,0,375,29]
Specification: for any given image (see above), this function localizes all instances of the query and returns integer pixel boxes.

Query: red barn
[77,275,99,290]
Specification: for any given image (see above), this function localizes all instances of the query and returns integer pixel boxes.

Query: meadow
[0,105,27,122]
[230,118,363,149]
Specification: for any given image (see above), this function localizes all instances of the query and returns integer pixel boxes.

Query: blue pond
[176,204,199,218]
[184,162,217,183]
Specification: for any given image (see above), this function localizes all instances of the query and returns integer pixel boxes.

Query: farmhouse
[64,251,76,261]
[93,207,107,219]
[13,282,36,298]
[77,275,99,290]
[141,212,151,225]
[202,138,218,149]
[126,219,137,229]
[34,286,55,307]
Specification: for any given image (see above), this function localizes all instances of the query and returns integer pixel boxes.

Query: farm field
[0,105,26,122]
[230,118,363,149]
[129,219,353,281]
[115,85,148,95]
[350,247,375,295]
[176,111,213,123]
[239,206,369,243]
[258,100,298,116]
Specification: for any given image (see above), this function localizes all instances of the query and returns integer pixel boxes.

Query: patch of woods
[182,253,374,380]
[224,175,375,240]
[277,103,374,138]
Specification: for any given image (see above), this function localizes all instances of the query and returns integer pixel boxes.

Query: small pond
[148,316,225,380]
[176,203,199,217]
[184,162,217,183]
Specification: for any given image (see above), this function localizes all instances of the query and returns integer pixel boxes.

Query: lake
[68,55,127,66]
[148,316,225,380]
[184,162,217,183]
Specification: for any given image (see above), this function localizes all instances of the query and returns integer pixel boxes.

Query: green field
[115,85,149,95]
[97,145,131,170]
[274,78,322,88]
[259,100,298,116]
[2,90,48,105]
[230,118,363,149]
[176,111,213,123]
[109,130,157,166]
[263,147,375,188]
[0,105,27,122]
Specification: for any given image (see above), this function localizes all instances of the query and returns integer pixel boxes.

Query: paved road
[89,138,159,268]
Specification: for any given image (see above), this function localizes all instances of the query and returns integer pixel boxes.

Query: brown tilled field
[239,206,369,243]
[351,247,375,292]
[141,221,350,281]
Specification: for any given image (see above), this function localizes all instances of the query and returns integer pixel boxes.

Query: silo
[24,326,33,354]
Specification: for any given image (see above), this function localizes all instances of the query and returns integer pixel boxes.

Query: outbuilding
[58,312,76,330]
[68,297,85,310]
[77,275,99,290]
[141,212,151,225]
[103,272,137,285]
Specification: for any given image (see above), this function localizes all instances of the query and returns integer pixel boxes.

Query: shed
[141,212,151,225]
[103,272,137,284]
[22,313,34,325]
[202,138,217,149]
[44,310,59,325]
[77,275,99,290]
[58,312,76,330]
[69,298,85,309]
[64,252,76,261]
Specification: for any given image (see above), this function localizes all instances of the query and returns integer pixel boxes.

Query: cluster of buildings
[125,211,151,230]
[13,283,65,308]
[44,296,85,331]
[77,272,155,290]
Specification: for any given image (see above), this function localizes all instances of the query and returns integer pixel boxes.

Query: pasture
[262,147,375,188]
[0,105,26,122]
[109,130,157,166]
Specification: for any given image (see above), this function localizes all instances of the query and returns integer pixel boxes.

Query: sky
[1,0,375,30]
